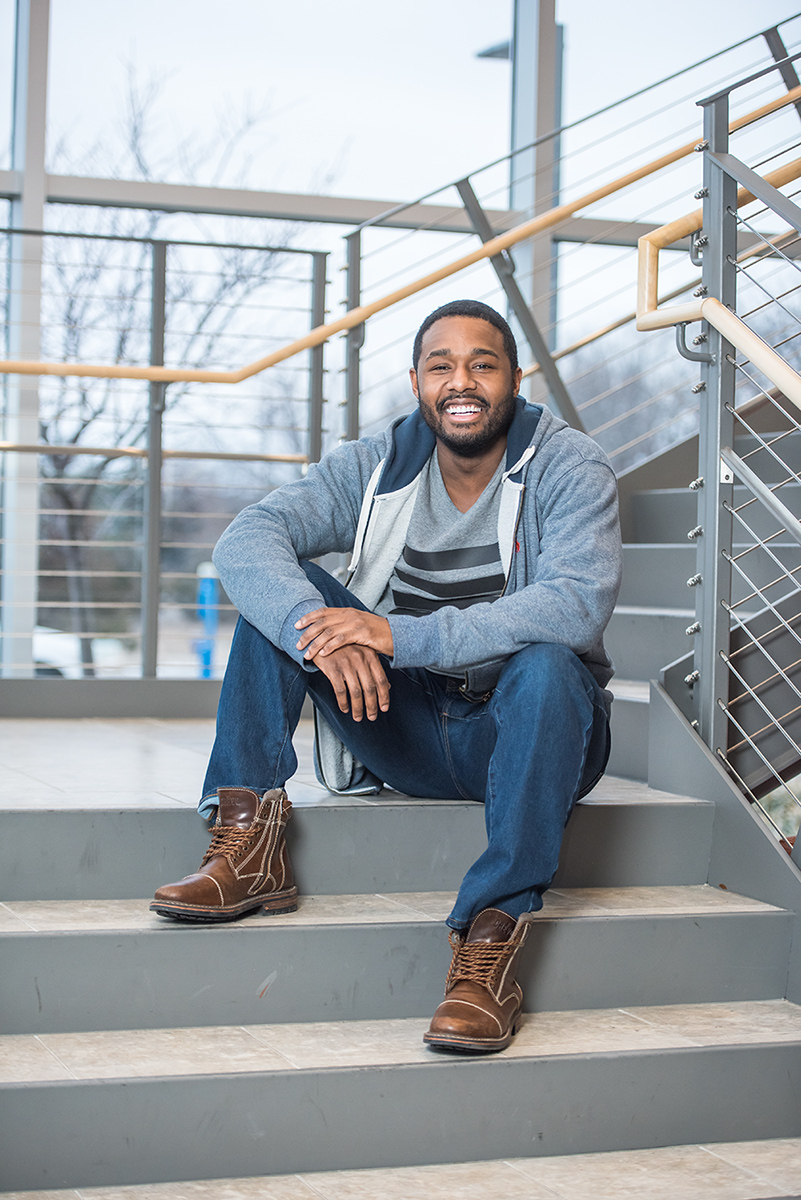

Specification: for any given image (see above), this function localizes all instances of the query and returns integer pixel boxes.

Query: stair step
[1,1002,799,1191]
[21,1141,801,1200]
[3,999,799,1081]
[1,886,790,1034]
[4,1138,801,1200]
[607,681,650,780]
[629,484,801,544]
[0,776,714,900]
[607,606,694,681]
[620,544,801,608]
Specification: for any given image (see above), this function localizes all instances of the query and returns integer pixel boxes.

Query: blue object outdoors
[194,562,219,679]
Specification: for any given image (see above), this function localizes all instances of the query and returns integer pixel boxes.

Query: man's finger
[357,661,380,721]
[345,666,365,721]
[372,661,391,712]
[330,671,351,715]
[295,607,331,629]
[297,618,353,655]
[302,630,347,659]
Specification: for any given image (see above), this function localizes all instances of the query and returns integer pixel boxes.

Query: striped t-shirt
[375,453,506,622]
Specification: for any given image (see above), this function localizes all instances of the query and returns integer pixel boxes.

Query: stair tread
[0,885,782,935]
[2,999,799,1086]
[0,772,713,812]
[0,700,702,815]
[3,1135,801,1199]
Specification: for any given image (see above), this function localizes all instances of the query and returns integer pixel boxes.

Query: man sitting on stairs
[151,299,623,1054]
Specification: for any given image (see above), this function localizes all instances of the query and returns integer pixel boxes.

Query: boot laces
[202,823,256,865]
[445,929,517,991]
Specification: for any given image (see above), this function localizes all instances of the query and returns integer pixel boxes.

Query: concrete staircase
[2,472,801,1194]
[2,729,801,1193]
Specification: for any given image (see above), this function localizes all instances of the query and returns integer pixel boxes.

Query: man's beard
[420,390,517,458]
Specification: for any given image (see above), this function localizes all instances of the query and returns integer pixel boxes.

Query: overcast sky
[0,0,796,204]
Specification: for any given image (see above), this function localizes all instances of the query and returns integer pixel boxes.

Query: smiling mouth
[440,398,487,419]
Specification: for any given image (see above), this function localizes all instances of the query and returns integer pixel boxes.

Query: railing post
[344,231,363,442]
[308,251,327,463]
[1,0,49,678]
[510,0,563,399]
[456,176,584,431]
[692,95,738,753]
[141,240,167,678]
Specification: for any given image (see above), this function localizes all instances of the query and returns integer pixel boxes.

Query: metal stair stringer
[647,679,801,1005]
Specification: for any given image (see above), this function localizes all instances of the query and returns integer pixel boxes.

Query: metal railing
[639,53,801,847]
[4,19,801,683]
[342,17,801,469]
[1,229,329,678]
[4,18,801,479]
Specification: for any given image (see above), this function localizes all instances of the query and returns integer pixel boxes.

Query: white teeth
[446,404,481,414]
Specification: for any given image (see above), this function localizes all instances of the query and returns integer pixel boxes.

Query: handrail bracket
[676,322,714,363]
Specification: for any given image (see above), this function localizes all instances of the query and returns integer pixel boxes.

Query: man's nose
[449,361,474,391]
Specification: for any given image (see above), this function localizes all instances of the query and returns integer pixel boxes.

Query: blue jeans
[202,563,611,930]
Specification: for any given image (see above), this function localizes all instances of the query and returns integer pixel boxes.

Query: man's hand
[296,607,394,661]
[312,644,390,721]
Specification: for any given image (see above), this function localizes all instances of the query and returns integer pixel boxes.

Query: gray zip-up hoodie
[213,400,622,793]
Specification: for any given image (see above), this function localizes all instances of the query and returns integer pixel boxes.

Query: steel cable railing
[637,56,801,847]
[1,230,328,678]
[5,21,801,682]
[348,31,801,461]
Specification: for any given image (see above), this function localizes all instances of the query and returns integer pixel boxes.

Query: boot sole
[150,887,298,923]
[423,1017,521,1055]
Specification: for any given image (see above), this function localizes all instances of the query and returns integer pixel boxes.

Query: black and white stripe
[389,543,505,616]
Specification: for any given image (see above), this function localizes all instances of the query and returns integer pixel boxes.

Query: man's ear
[409,367,420,400]
[513,366,523,395]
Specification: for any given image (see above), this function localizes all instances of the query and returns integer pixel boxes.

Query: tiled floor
[3,1138,801,1199]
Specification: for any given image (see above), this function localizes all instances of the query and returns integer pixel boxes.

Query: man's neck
[435,438,506,513]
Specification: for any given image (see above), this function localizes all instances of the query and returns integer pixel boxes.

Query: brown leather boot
[150,787,298,922]
[423,908,531,1053]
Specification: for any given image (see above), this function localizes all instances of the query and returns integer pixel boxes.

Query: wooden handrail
[0,442,307,464]
[636,156,801,332]
[2,85,801,386]
[524,222,801,379]
[635,153,801,416]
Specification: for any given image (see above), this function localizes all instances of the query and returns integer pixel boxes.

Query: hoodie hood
[376,397,549,496]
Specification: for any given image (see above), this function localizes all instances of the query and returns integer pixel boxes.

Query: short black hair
[412,299,519,374]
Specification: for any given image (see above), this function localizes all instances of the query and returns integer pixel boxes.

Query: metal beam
[42,174,516,234]
[456,176,584,431]
[3,167,701,253]
[762,25,801,123]
[709,150,801,236]
[141,241,166,679]
[308,252,327,463]
[344,231,363,442]
[510,0,563,404]
[553,216,691,249]
[0,169,23,198]
[2,0,48,678]
[694,95,739,756]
